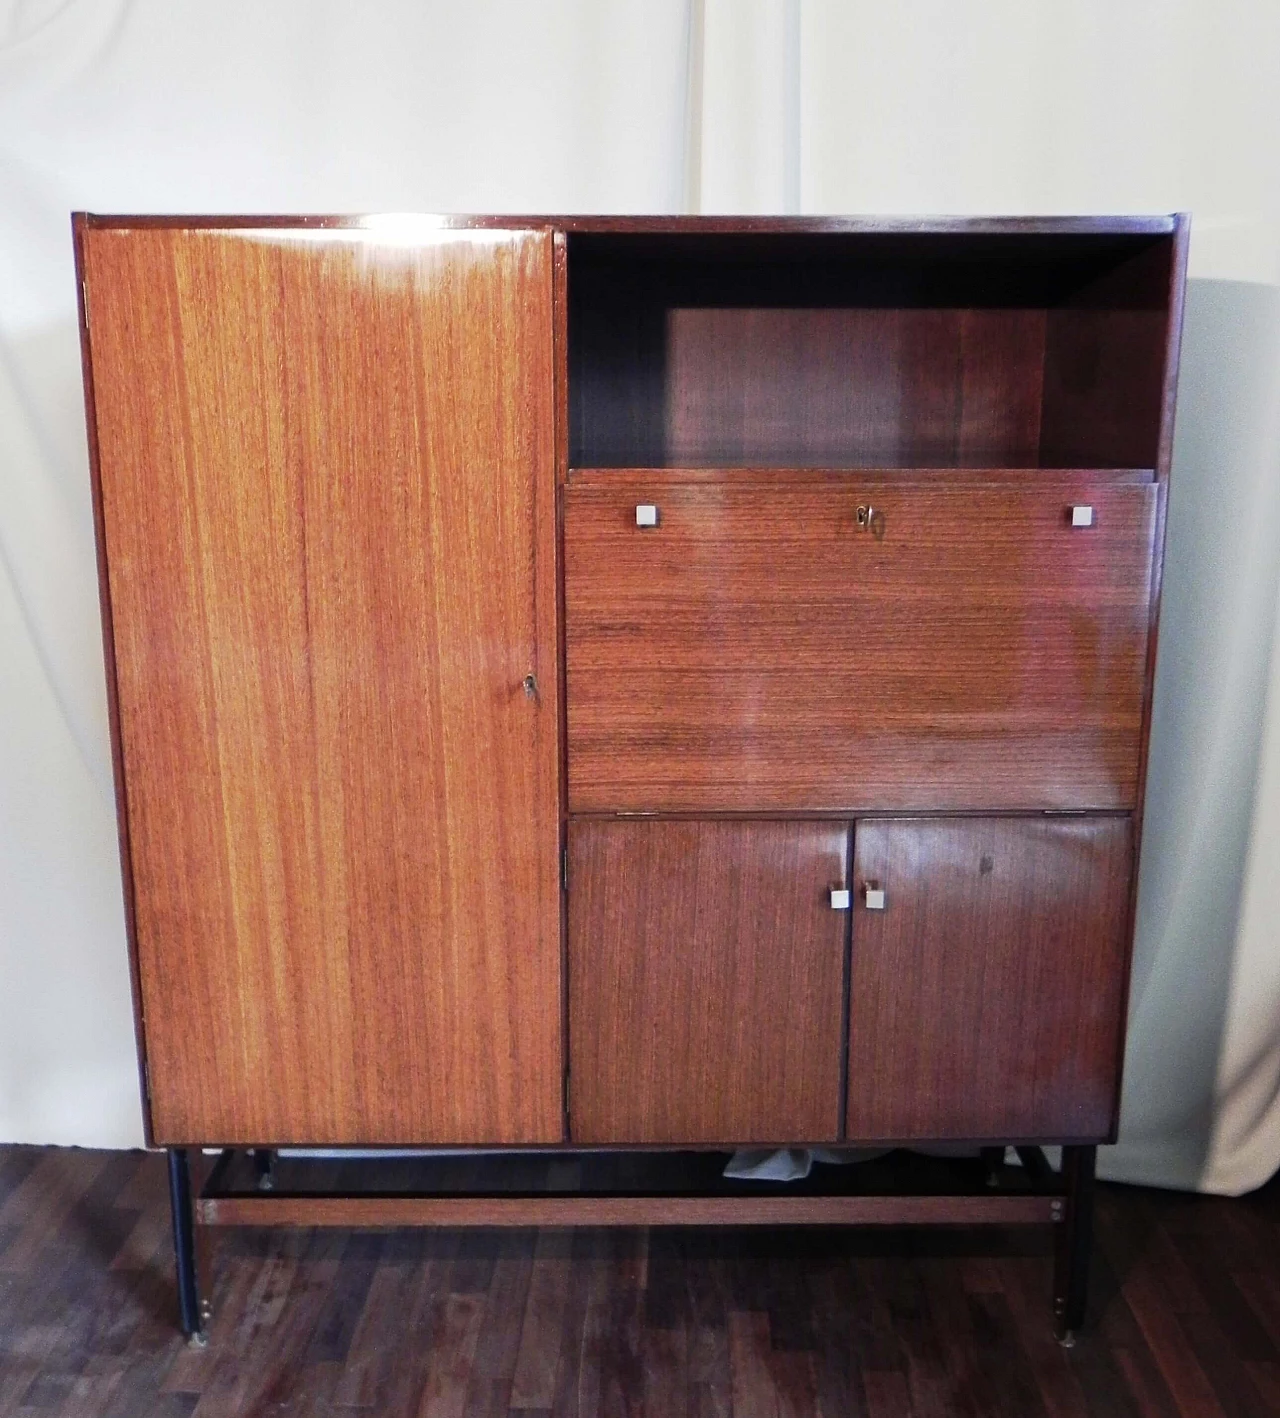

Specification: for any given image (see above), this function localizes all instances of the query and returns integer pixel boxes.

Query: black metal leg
[980,1146,1005,1187]
[1053,1144,1096,1344]
[167,1148,205,1343]
[253,1147,275,1191]
[1015,1145,1054,1185]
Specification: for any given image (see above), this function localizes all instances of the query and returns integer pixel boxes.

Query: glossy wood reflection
[847,816,1133,1141]
[566,478,1158,813]
[568,819,849,1143]
[83,225,561,1145]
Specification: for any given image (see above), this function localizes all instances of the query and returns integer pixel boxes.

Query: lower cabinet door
[568,819,849,1144]
[847,815,1133,1141]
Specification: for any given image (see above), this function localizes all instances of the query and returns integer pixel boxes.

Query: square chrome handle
[1070,505,1094,528]
[636,504,659,528]
[864,885,886,910]
[830,889,851,910]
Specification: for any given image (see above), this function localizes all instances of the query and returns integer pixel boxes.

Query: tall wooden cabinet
[76,214,1188,1341]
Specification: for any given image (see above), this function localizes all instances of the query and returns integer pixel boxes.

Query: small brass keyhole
[856,505,887,540]
[523,673,538,699]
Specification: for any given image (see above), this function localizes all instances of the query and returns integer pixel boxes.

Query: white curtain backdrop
[2,0,1277,1194]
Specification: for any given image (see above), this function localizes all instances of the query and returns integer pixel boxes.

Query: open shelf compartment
[567,228,1179,473]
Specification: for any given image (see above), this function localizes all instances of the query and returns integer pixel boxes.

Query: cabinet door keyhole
[856,505,886,540]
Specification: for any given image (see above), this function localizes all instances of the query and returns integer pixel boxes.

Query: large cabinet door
[568,820,849,1143]
[847,816,1133,1141]
[83,223,561,1145]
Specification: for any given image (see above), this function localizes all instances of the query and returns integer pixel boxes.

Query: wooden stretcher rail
[197,1192,1060,1228]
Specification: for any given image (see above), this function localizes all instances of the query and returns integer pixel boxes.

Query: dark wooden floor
[1,1146,1278,1416]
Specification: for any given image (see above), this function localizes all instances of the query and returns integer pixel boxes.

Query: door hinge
[561,846,569,892]
[81,281,90,330]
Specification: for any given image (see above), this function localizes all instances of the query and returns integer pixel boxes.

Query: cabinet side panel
[74,215,154,1139]
[568,819,848,1144]
[847,815,1133,1141]
[83,225,561,1145]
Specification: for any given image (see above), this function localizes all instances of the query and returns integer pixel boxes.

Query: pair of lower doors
[567,814,1133,1147]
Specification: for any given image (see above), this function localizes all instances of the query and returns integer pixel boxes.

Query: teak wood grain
[81,225,561,1145]
[567,819,848,1144]
[664,307,1048,469]
[565,478,1158,813]
[197,1193,1055,1228]
[846,816,1133,1141]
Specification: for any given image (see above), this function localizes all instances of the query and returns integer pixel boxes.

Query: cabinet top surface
[75,213,1185,236]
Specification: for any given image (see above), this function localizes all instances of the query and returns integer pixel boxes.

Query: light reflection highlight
[224,216,520,249]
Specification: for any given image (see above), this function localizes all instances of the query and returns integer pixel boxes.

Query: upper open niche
[567,229,1176,472]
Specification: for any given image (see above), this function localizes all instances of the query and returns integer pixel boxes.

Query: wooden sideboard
[75,213,1188,1343]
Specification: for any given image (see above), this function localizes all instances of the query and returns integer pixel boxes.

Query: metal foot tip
[1057,1330,1077,1348]
[186,1330,209,1349]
